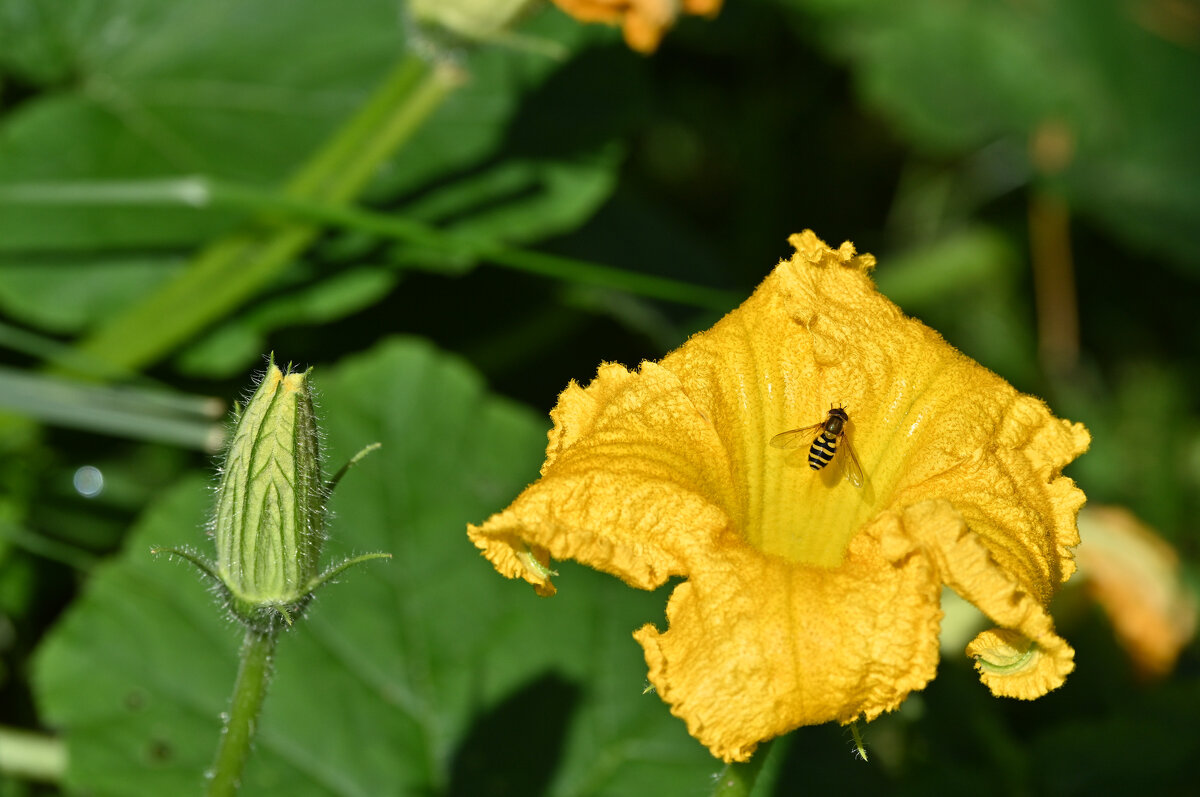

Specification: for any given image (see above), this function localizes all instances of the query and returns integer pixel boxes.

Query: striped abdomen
[808,431,839,470]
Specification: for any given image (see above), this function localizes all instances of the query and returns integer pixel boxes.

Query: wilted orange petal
[551,0,723,52]
[551,0,627,24]
[1076,505,1198,677]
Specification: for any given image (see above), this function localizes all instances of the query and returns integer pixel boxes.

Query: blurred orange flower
[552,0,723,52]
[1076,506,1197,678]
[469,231,1089,761]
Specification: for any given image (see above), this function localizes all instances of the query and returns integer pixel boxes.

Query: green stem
[212,181,738,309]
[0,726,67,783]
[0,365,223,450]
[479,243,736,309]
[207,628,278,797]
[710,739,774,797]
[72,54,464,373]
[2,176,740,311]
[0,518,98,571]
[0,319,136,380]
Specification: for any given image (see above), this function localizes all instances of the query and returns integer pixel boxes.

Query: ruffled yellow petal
[469,230,1089,761]
[635,523,942,761]
[470,360,733,594]
[877,500,1076,698]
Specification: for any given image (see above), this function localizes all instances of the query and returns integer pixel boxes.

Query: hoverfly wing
[769,423,824,450]
[839,435,866,489]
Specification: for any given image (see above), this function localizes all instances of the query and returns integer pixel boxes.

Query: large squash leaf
[32,338,712,795]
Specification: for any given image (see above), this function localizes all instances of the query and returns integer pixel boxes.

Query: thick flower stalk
[469,231,1089,762]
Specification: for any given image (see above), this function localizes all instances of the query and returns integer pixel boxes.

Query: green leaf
[0,1,603,254]
[33,338,713,795]
[389,150,623,274]
[0,0,408,251]
[0,255,182,334]
[173,266,400,378]
[0,3,626,367]
[792,0,1200,270]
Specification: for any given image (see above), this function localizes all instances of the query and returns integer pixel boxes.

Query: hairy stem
[207,629,278,797]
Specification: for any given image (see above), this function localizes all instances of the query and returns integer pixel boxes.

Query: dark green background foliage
[1,0,1198,794]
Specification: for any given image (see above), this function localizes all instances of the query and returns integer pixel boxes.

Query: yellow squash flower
[552,0,723,53]
[469,231,1090,762]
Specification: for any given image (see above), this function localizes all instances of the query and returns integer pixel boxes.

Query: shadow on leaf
[448,672,581,797]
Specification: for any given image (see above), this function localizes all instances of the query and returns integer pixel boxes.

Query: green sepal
[150,546,221,586]
[327,441,382,492]
[153,545,391,633]
[304,551,393,594]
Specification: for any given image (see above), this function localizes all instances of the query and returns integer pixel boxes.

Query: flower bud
[214,359,325,623]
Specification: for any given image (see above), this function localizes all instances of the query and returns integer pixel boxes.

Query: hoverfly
[770,405,865,488]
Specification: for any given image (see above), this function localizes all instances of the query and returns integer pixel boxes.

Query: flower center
[742,442,877,567]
